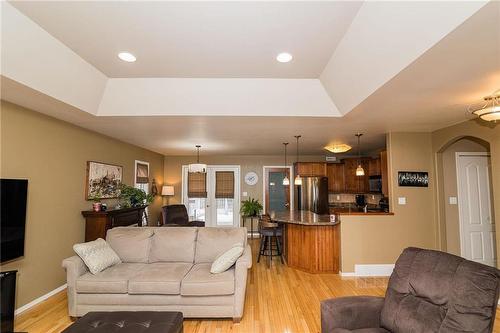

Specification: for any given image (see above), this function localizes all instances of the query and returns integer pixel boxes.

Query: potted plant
[240,197,263,217]
[118,184,154,208]
[89,193,102,212]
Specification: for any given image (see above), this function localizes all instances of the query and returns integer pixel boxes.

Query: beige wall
[341,121,499,272]
[0,101,164,308]
[341,132,437,272]
[438,138,488,256]
[432,119,500,265]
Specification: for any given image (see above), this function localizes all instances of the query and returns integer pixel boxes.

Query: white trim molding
[15,284,67,316]
[341,264,395,277]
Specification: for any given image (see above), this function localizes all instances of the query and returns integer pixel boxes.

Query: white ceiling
[10,1,362,78]
[2,1,498,156]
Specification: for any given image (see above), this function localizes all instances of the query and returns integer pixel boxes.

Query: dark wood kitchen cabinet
[294,162,326,177]
[368,158,381,176]
[343,158,369,193]
[327,163,345,193]
[380,150,388,196]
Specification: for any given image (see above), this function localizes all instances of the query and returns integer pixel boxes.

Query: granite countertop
[270,210,339,226]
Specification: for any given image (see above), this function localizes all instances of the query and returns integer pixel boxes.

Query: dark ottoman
[62,311,183,333]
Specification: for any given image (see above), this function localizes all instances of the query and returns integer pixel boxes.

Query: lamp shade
[161,185,175,196]
[356,165,365,176]
[188,163,207,173]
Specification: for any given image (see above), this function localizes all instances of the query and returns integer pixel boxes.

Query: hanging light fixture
[355,133,365,176]
[282,142,290,186]
[188,145,207,173]
[294,135,302,186]
[469,90,500,122]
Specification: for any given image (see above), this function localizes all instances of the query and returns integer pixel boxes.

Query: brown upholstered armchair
[161,204,205,227]
[321,247,500,333]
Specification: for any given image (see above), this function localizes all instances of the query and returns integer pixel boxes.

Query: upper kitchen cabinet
[368,158,381,176]
[327,163,345,193]
[295,162,327,177]
[380,150,388,196]
[343,158,369,193]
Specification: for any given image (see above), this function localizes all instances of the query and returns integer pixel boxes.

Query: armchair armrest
[321,296,384,333]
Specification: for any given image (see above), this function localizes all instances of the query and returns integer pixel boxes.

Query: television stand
[1,270,18,333]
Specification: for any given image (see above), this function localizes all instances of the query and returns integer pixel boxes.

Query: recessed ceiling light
[276,52,293,63]
[118,52,136,62]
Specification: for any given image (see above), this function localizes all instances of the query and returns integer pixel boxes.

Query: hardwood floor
[14,239,500,333]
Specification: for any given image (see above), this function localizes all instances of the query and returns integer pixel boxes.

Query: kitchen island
[271,210,340,274]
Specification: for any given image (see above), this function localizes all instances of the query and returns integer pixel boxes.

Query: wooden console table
[81,206,147,241]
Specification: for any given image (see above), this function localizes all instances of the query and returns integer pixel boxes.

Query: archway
[435,136,495,266]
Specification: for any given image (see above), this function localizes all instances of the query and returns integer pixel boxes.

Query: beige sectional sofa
[62,227,252,321]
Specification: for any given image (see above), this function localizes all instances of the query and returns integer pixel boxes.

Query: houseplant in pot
[118,184,154,208]
[240,197,263,217]
[89,194,102,212]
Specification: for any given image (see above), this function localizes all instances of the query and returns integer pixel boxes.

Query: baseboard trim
[15,284,67,316]
[341,264,395,277]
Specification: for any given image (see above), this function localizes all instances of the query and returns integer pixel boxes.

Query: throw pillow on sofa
[73,238,121,274]
[210,243,244,274]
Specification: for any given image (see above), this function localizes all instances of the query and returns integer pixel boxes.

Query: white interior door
[457,153,496,267]
[182,165,240,228]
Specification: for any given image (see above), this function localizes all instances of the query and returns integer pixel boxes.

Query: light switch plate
[336,195,340,200]
[242,192,248,197]
[398,197,407,205]
[449,196,457,205]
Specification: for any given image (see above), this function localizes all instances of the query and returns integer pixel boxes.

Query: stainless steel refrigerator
[294,176,329,215]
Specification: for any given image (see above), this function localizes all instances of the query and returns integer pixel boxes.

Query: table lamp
[161,185,175,205]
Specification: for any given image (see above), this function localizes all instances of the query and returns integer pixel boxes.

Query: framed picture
[398,171,429,187]
[86,161,123,199]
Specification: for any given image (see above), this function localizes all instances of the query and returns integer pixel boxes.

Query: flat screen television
[1,179,28,263]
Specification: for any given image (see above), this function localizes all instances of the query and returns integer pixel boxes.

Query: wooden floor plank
[14,239,500,333]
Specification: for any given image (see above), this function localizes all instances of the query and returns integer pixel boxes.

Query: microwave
[369,176,382,193]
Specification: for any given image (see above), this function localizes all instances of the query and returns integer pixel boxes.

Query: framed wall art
[86,161,123,199]
[398,171,429,187]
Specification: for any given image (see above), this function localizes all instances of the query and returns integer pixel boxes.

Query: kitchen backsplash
[329,193,383,205]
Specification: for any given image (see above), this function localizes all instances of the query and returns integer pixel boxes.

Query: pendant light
[469,90,500,122]
[282,142,290,186]
[294,135,302,186]
[188,145,207,173]
[355,133,365,176]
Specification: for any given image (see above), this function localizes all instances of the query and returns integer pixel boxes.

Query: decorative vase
[92,202,102,212]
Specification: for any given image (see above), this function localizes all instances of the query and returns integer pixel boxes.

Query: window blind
[188,172,207,198]
[136,162,149,184]
[215,171,234,199]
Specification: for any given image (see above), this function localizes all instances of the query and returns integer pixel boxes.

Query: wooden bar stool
[257,214,285,268]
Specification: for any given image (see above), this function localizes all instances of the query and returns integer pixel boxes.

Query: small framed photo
[86,161,123,199]
[398,171,429,187]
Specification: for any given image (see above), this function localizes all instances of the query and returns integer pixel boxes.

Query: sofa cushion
[106,227,153,263]
[128,263,193,295]
[194,227,246,263]
[76,263,145,294]
[181,263,235,296]
[381,247,500,333]
[149,227,197,263]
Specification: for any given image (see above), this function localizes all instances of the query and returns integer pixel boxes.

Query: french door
[182,165,240,227]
